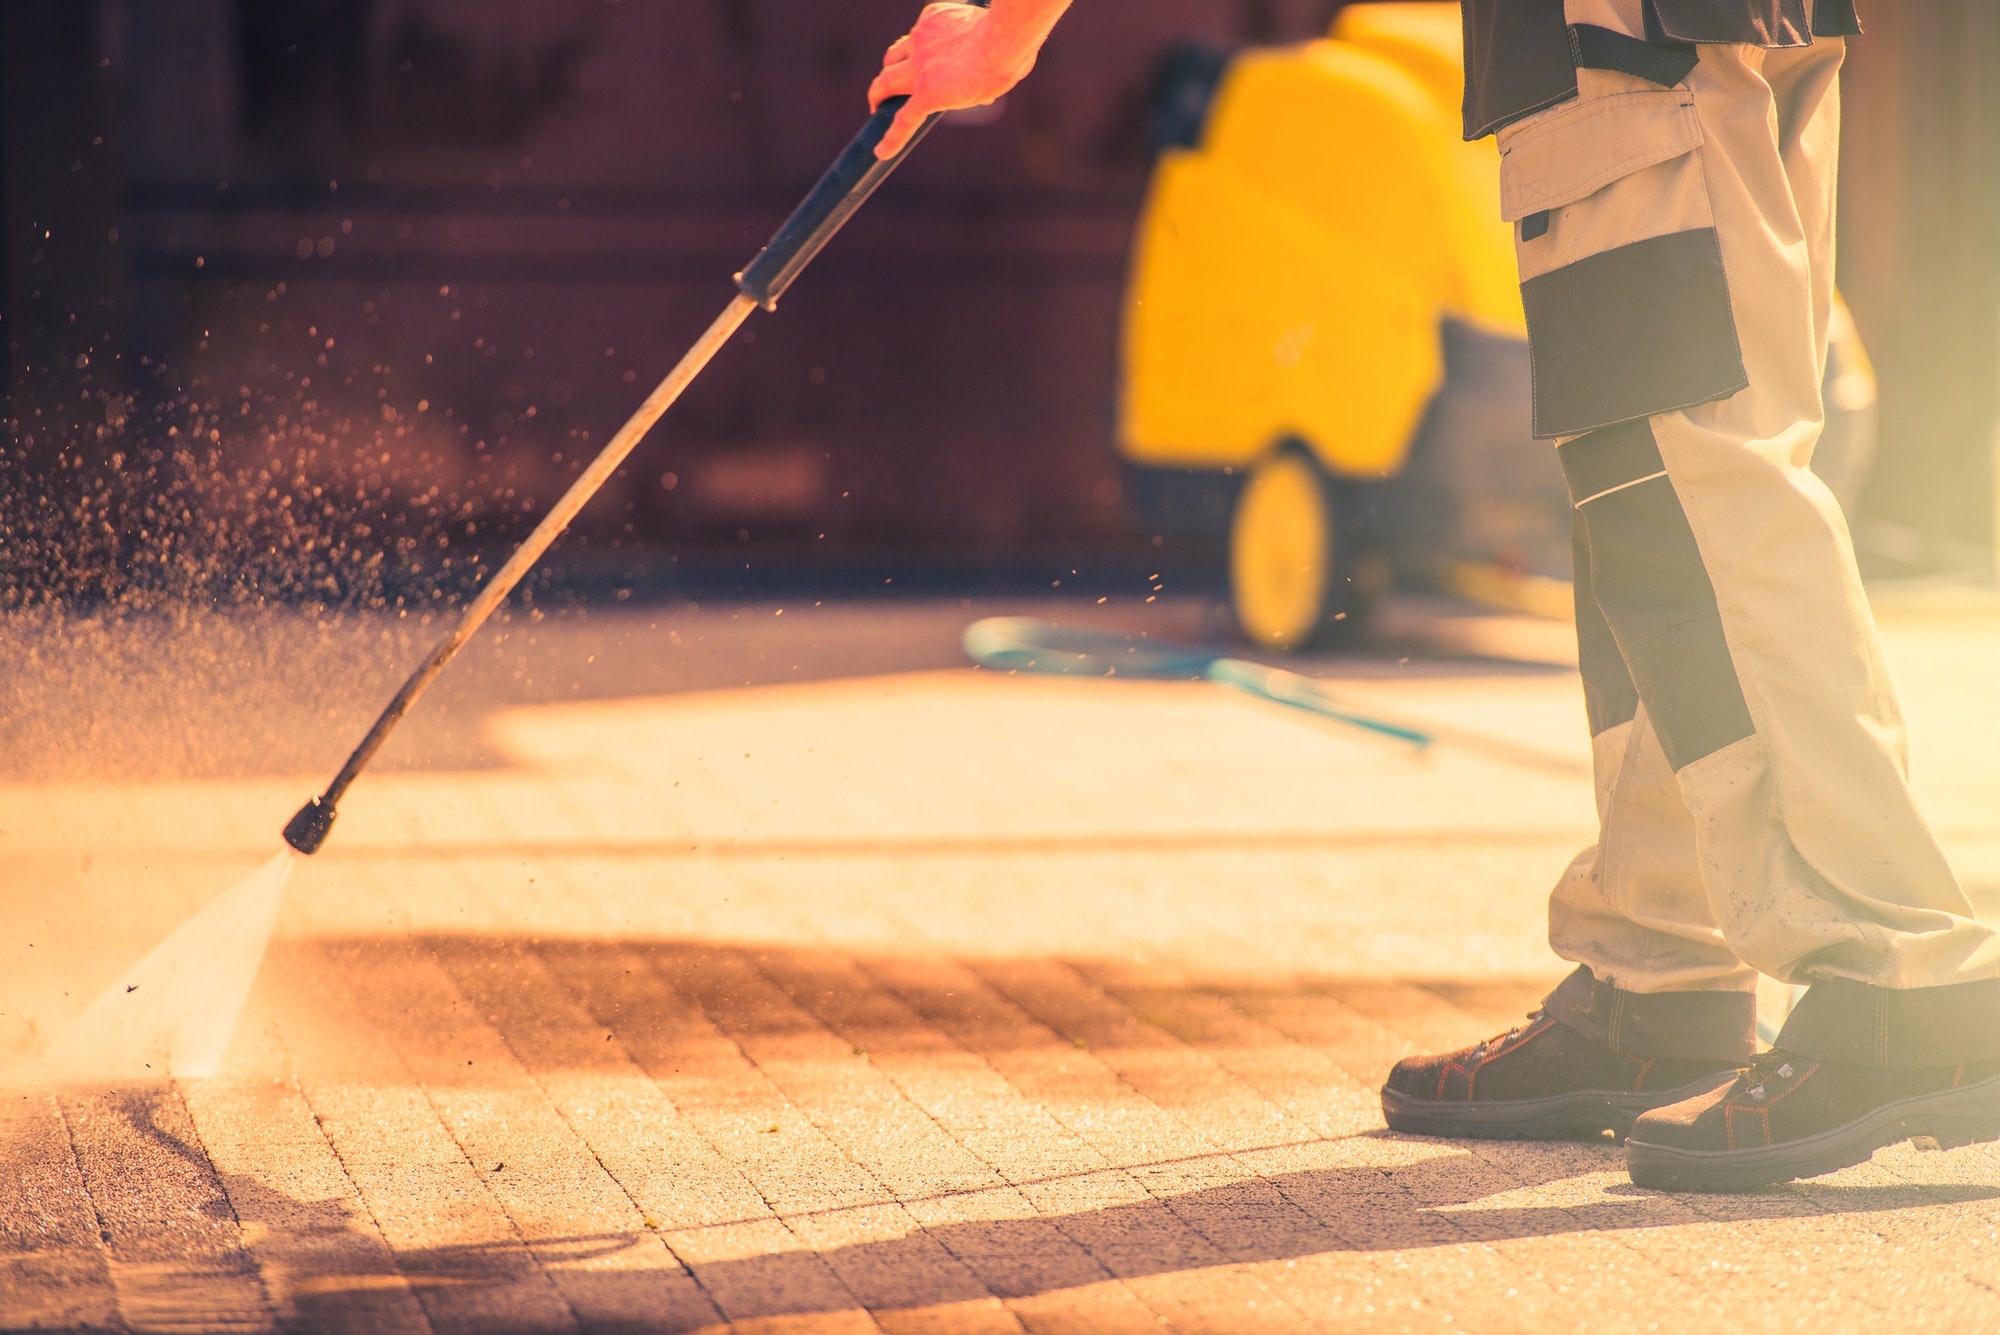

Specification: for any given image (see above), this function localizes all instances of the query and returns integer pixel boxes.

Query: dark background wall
[5,0,1999,584]
[4,0,1337,575]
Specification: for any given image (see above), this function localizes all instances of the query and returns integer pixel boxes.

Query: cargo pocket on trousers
[1499,89,1747,440]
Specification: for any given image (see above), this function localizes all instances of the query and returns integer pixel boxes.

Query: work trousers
[1496,12,2000,1069]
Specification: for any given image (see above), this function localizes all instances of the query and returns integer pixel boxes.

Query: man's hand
[868,0,1072,160]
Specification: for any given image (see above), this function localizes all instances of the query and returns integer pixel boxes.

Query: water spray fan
[282,53,982,856]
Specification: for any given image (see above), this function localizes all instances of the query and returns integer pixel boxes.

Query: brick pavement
[5,595,2000,1332]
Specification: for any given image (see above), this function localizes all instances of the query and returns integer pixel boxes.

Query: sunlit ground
[5,590,2000,1332]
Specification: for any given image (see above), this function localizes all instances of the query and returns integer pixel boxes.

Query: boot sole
[1381,1073,1736,1142]
[1626,1072,2000,1192]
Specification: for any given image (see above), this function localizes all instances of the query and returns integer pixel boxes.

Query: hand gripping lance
[283,47,979,855]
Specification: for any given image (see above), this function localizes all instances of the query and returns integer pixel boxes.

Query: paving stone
[857,954,1402,1333]
[0,1092,120,1331]
[178,990,432,1335]
[537,942,885,1332]
[273,946,580,1335]
[586,942,1038,1330]
[59,1086,274,1333]
[441,935,878,1332]
[315,937,724,1334]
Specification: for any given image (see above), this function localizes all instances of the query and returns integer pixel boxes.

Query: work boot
[1625,1049,2000,1191]
[1380,1011,1741,1141]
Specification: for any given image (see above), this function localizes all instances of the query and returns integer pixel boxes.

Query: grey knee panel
[1570,512,1639,738]
[1560,420,1755,771]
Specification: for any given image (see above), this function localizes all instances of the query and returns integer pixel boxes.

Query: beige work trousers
[1496,8,2000,1068]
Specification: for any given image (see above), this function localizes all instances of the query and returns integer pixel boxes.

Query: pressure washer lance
[282,78,973,855]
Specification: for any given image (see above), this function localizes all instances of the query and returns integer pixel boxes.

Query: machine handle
[735,0,990,309]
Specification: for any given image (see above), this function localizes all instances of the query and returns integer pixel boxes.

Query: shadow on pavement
[199,1167,2000,1330]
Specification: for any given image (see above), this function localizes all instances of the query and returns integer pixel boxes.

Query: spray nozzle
[282,797,337,855]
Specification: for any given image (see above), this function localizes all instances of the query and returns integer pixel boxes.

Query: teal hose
[961,617,1432,751]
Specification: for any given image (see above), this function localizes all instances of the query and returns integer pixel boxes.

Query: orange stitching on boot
[1722,1064,1805,1149]
[1761,1063,1819,1112]
[1955,1064,1966,1089]
[1724,1103,1772,1147]
[1441,1059,1471,1100]
[1633,1057,1656,1092]
[1464,1051,1494,1100]
[1743,1062,1818,1145]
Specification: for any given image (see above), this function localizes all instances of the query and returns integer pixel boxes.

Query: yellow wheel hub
[1231,451,1334,651]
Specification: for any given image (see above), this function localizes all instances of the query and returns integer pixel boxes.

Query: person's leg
[1381,585,1752,1140]
[1610,38,2000,1040]
[1383,12,1786,1141]
[1530,35,2000,1186]
[1380,491,1755,1146]
[1388,26,2000,1169]
[1381,550,1753,1141]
